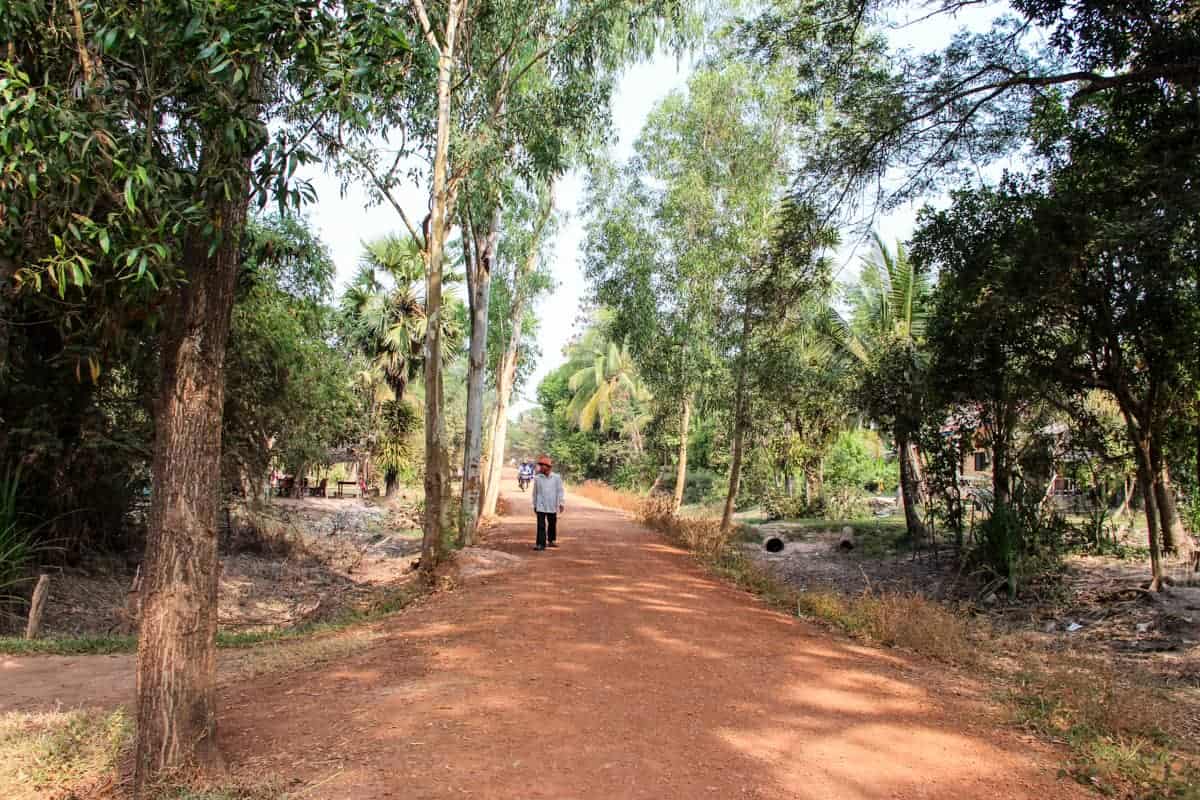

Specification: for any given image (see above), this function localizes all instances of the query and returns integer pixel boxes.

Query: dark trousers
[536,511,557,547]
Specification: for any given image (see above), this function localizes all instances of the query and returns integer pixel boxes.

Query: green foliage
[535,365,603,482]
[0,468,35,608]
[659,467,723,507]
[0,0,366,560]
[223,217,364,492]
[1184,496,1200,543]
[970,490,1069,598]
[374,399,422,487]
[762,491,821,522]
[825,429,895,494]
[565,330,648,435]
[340,234,433,404]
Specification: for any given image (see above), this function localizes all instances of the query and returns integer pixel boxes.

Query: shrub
[0,469,37,617]
[1183,494,1200,538]
[657,467,722,506]
[969,483,1068,597]
[610,454,659,491]
[762,491,822,521]
[825,429,897,494]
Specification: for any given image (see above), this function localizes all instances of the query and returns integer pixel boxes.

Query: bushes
[762,491,822,521]
[609,453,659,492]
[656,467,722,506]
[0,471,30,586]
[969,489,1068,597]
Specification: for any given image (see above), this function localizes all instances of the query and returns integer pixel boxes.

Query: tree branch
[409,0,443,54]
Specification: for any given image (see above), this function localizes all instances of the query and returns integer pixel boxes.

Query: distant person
[530,454,565,551]
[517,460,534,491]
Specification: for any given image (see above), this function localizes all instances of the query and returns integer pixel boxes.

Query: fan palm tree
[341,235,427,403]
[341,234,465,495]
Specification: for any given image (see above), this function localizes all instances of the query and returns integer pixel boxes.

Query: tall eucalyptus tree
[2,0,366,788]
[585,60,815,527]
[325,0,696,559]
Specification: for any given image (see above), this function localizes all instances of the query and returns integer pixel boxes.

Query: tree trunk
[720,403,746,535]
[385,469,399,498]
[720,309,752,535]
[1129,430,1164,588]
[480,184,553,517]
[481,344,517,516]
[1151,439,1189,556]
[134,167,249,792]
[419,13,463,576]
[460,203,500,545]
[992,434,1011,509]
[672,396,691,513]
[1154,467,1188,556]
[897,435,926,544]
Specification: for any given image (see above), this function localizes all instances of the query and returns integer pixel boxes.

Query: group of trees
[566,0,1199,590]
[1,0,688,791]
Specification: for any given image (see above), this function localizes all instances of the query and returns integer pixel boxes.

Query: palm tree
[342,234,465,495]
[565,332,652,451]
[823,234,932,542]
[341,235,427,403]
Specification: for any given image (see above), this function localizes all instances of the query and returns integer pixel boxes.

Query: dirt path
[4,476,1087,798]
[220,479,1082,799]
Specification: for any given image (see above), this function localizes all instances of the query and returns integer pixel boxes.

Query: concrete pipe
[763,535,785,553]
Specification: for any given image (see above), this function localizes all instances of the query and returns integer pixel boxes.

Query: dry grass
[0,707,130,799]
[637,495,729,556]
[846,593,977,665]
[572,480,645,514]
[224,507,308,559]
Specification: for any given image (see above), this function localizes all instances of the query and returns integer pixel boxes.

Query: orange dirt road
[216,478,1084,800]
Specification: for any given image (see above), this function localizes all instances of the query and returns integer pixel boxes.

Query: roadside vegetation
[573,481,1200,799]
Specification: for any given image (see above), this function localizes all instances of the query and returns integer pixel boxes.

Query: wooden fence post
[24,574,50,640]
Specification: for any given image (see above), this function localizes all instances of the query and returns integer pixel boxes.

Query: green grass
[0,584,426,656]
[0,634,137,655]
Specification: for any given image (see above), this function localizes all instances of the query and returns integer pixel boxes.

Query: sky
[301,2,1005,417]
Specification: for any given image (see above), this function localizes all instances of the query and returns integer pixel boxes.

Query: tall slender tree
[480,182,557,517]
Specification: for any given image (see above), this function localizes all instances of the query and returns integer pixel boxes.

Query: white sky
[302,2,1005,417]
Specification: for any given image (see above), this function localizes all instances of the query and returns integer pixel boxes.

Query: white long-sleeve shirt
[532,472,565,514]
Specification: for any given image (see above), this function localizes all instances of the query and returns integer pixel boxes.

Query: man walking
[531,454,565,551]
